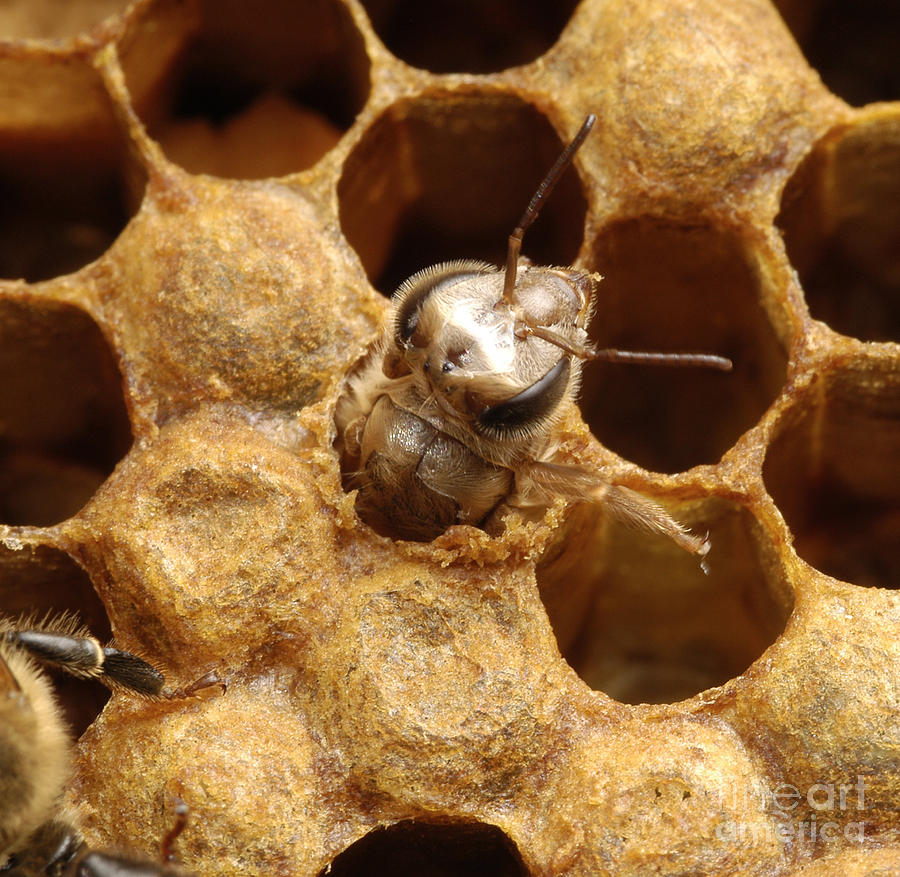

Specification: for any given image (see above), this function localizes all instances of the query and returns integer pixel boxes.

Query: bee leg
[0,818,83,876]
[96,646,166,697]
[72,800,193,877]
[590,482,709,557]
[3,626,165,698]
[165,671,226,701]
[72,850,187,877]
[522,461,709,557]
[39,820,82,876]
[160,801,189,865]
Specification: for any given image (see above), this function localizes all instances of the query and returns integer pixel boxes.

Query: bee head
[390,260,575,440]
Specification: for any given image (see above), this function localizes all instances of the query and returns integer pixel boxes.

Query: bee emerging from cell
[336,115,731,552]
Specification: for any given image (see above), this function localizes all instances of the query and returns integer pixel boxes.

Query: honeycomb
[0,0,898,874]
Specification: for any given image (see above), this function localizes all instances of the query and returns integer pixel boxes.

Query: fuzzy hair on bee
[0,614,205,876]
[336,114,732,550]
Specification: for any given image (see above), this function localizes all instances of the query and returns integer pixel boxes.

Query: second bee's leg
[3,624,165,698]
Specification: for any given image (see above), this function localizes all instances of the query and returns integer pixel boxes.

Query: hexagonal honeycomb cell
[0,0,898,875]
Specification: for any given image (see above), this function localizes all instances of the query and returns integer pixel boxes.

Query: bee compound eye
[393,281,429,346]
[393,262,495,347]
[477,356,571,435]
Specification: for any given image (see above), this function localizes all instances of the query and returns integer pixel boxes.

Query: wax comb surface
[0,0,897,874]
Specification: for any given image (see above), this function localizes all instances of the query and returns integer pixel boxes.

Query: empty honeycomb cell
[359,0,579,74]
[0,0,130,40]
[763,358,900,589]
[0,51,145,282]
[579,217,789,474]
[120,0,369,178]
[337,94,588,296]
[319,819,529,877]
[538,498,793,703]
[777,109,900,343]
[775,0,900,105]
[0,540,112,736]
[0,297,131,526]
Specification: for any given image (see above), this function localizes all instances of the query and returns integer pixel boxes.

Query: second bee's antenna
[502,114,597,304]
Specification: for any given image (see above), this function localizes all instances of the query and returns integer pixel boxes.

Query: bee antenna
[502,114,596,304]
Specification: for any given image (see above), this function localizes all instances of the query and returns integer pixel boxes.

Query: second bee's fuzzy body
[0,644,71,868]
[0,615,194,876]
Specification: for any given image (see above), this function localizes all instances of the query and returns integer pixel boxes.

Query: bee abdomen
[356,397,512,541]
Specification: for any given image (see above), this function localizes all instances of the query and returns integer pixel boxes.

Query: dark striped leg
[2,622,164,698]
